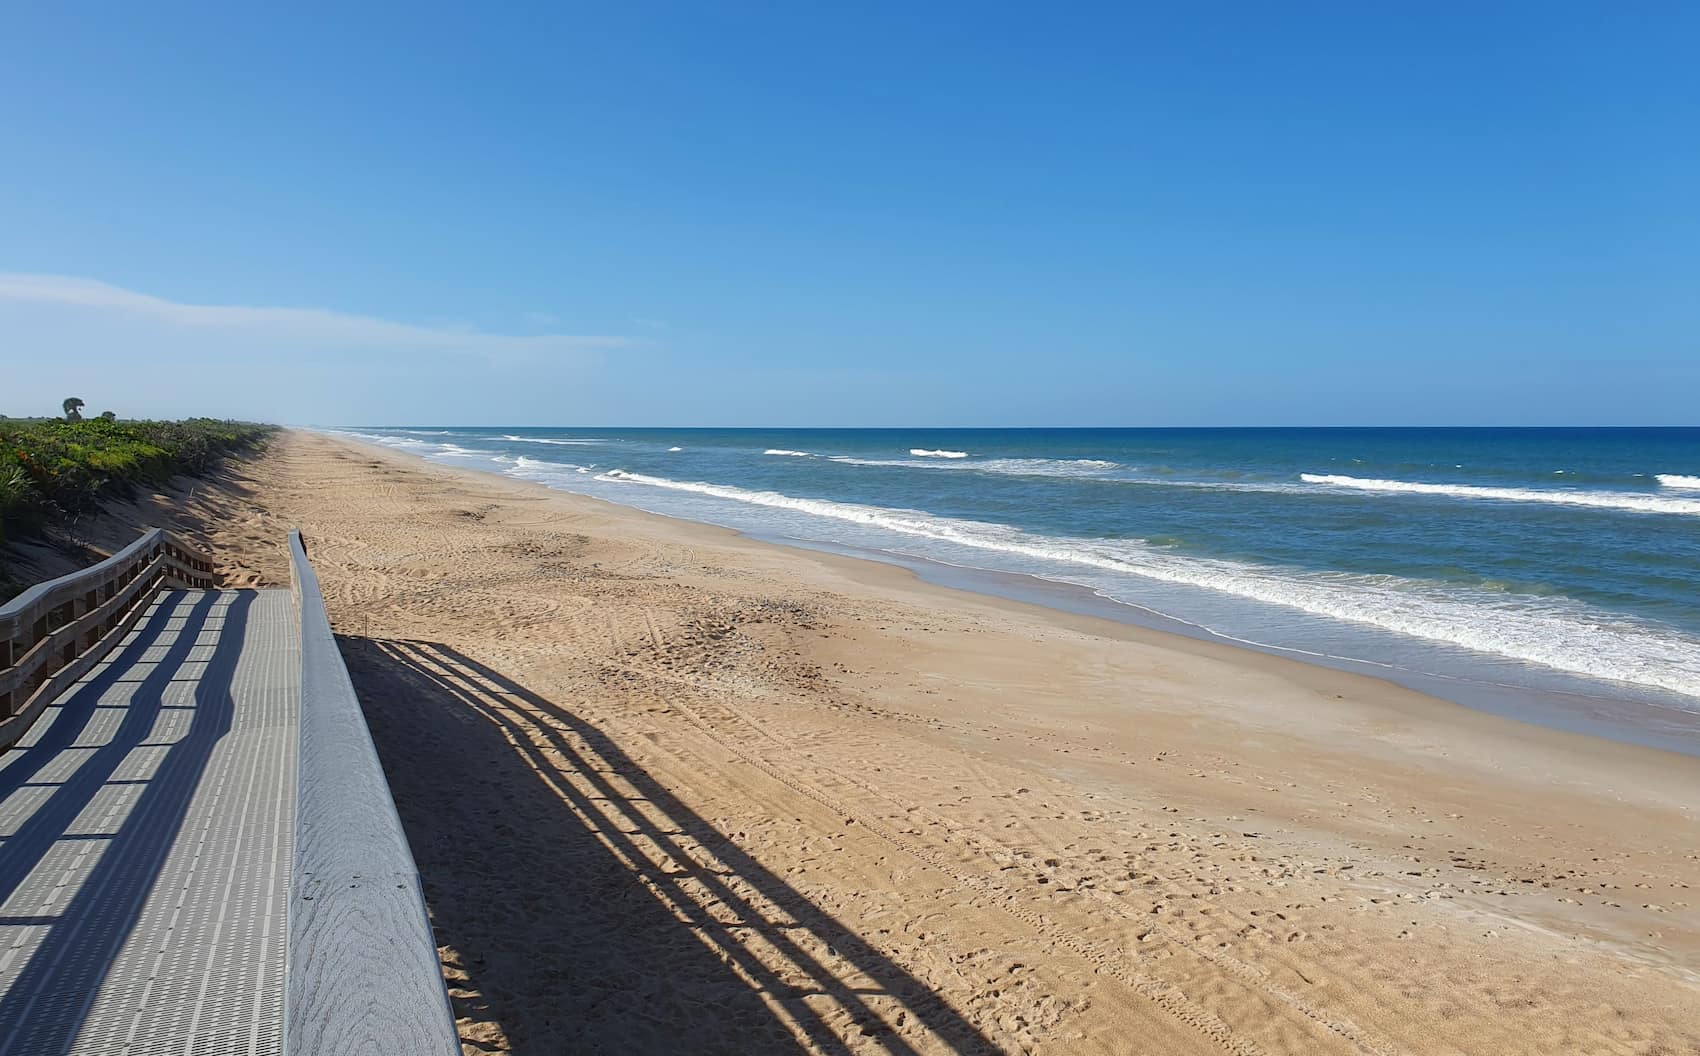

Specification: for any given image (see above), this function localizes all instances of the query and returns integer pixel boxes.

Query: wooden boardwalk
[0,531,458,1055]
[0,590,298,1056]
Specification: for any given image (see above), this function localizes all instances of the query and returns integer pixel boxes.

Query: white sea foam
[764,449,814,457]
[512,455,577,471]
[911,449,968,458]
[340,430,431,448]
[1656,473,1700,490]
[829,455,1122,478]
[338,431,494,460]
[668,446,683,452]
[502,435,604,445]
[829,456,927,468]
[1301,474,1700,516]
[595,469,1700,699]
[979,458,1119,476]
[500,454,605,482]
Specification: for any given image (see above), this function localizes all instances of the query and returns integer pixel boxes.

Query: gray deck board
[0,589,299,1056]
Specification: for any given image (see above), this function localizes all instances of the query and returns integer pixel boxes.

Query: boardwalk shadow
[338,636,999,1056]
[0,590,252,1055]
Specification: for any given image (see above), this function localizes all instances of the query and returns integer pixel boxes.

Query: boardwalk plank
[0,590,298,1056]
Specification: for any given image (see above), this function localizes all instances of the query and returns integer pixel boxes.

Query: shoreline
[341,429,1700,758]
[222,429,1699,1053]
[750,530,1700,757]
[325,428,1700,792]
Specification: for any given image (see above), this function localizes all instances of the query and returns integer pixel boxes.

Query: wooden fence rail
[0,527,216,749]
[285,529,460,1056]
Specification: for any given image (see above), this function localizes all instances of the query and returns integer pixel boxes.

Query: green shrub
[0,417,274,545]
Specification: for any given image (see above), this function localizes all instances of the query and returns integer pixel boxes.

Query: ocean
[334,426,1700,752]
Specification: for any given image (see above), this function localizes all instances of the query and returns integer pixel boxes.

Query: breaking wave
[1301,474,1700,516]
[829,455,1123,479]
[595,470,1700,699]
[502,435,604,445]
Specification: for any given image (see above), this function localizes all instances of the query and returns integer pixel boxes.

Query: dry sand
[61,430,1700,1054]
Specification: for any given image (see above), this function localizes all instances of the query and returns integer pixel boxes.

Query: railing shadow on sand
[336,635,1001,1056]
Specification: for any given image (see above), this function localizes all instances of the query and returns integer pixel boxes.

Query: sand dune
[197,430,1700,1054]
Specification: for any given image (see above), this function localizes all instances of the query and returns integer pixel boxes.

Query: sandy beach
[91,430,1700,1054]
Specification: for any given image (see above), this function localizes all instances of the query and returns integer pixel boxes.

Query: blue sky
[2,3,1695,426]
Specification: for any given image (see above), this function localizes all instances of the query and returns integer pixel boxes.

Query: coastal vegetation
[0,410,274,550]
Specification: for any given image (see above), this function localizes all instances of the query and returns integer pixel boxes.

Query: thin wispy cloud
[0,273,634,355]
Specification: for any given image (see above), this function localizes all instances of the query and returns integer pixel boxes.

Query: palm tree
[62,397,85,422]
[99,411,116,421]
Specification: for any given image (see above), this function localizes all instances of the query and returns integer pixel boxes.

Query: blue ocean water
[336,426,1700,748]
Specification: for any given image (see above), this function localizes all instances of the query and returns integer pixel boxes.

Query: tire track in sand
[631,610,1268,1056]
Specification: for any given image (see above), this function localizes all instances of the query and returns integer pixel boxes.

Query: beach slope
[208,431,1699,1054]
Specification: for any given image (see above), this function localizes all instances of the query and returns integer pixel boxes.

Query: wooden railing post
[1,636,13,718]
[82,589,97,651]
[60,597,77,668]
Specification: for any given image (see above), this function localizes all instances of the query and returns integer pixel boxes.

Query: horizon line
[317,423,1700,431]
